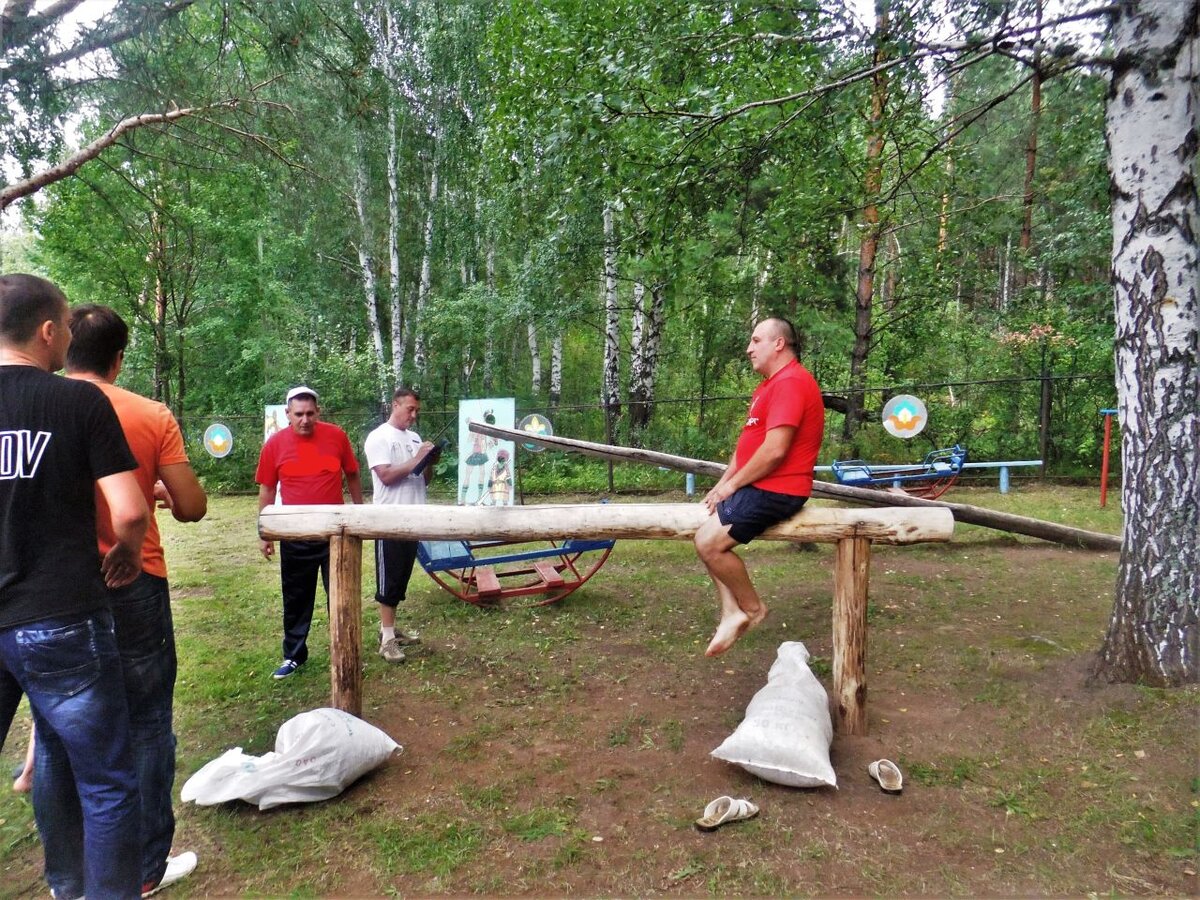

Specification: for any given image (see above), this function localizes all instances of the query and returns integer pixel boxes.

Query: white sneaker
[379,635,406,663]
[142,851,198,897]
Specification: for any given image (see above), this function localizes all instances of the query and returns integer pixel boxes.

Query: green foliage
[11,0,1120,485]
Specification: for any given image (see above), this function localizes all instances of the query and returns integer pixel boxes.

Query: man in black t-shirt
[0,274,150,899]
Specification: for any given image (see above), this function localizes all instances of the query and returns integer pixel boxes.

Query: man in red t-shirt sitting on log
[694,317,825,656]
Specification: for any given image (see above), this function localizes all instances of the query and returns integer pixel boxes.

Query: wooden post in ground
[832,536,871,735]
[328,534,363,717]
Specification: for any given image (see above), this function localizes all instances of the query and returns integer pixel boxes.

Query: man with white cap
[255,386,363,679]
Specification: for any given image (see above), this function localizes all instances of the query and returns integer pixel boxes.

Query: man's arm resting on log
[703,426,795,512]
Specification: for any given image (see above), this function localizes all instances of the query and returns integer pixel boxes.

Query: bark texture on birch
[602,202,621,415]
[386,102,405,387]
[412,142,438,385]
[527,321,541,396]
[1096,0,1199,686]
[550,332,562,408]
[353,129,388,384]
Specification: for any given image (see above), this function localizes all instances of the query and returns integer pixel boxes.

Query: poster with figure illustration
[457,398,516,506]
[264,405,287,442]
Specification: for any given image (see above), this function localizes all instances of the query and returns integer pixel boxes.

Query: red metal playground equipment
[417,538,615,607]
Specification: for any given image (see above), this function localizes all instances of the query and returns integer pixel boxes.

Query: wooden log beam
[328,534,363,718]
[259,502,954,546]
[473,422,1122,552]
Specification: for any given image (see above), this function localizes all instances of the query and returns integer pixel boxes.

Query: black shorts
[717,485,809,545]
[375,539,418,607]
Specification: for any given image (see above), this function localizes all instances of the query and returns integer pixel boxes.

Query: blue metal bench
[417,537,616,606]
[831,445,968,499]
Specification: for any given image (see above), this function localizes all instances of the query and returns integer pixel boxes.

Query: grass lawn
[1,486,1196,896]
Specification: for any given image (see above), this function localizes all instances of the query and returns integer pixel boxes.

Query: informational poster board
[264,405,287,442]
[457,398,516,506]
[263,405,287,504]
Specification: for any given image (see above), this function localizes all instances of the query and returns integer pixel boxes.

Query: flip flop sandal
[695,796,760,831]
[869,759,904,793]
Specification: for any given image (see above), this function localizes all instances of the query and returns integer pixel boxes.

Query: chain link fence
[186,373,1118,497]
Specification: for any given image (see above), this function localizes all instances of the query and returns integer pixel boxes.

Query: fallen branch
[471,423,1122,553]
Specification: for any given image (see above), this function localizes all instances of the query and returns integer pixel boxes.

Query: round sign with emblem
[517,413,553,452]
[881,394,927,438]
[203,423,234,458]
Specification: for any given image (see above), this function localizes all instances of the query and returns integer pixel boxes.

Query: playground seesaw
[258,502,954,735]
[832,445,968,500]
[417,537,615,606]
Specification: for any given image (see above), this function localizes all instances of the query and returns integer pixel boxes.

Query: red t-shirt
[255,421,359,505]
[735,359,825,496]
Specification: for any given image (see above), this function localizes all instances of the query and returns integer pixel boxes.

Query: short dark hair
[0,273,67,345]
[762,316,798,350]
[66,304,128,375]
[393,386,420,402]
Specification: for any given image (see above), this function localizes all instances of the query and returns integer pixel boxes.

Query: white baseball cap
[285,385,319,404]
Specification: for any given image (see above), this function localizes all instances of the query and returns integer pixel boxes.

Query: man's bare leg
[694,517,768,656]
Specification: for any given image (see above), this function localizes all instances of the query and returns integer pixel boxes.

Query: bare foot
[706,610,751,656]
[748,602,768,628]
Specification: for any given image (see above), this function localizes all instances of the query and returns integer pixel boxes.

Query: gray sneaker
[393,629,422,646]
[379,636,406,663]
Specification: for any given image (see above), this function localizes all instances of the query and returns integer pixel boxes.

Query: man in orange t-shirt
[33,304,207,898]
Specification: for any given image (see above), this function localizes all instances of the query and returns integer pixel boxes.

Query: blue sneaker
[272,659,300,680]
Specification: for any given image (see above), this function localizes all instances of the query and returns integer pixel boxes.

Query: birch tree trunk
[751,248,771,325]
[527,321,542,397]
[1095,0,1199,686]
[353,129,388,386]
[386,93,405,386]
[602,201,621,415]
[483,243,496,392]
[843,0,889,442]
[550,331,562,408]
[412,140,438,384]
[629,279,648,433]
[644,282,665,404]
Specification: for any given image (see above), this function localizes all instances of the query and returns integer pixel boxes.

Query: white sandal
[695,796,760,831]
[868,759,903,793]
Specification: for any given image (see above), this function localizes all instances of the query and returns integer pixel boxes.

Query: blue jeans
[0,609,140,899]
[35,573,178,896]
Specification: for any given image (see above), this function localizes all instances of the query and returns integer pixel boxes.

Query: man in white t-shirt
[363,387,439,663]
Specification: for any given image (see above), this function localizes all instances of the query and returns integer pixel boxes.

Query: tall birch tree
[1094,0,1198,686]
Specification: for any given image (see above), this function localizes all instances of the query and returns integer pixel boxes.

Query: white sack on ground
[710,641,837,788]
[181,707,400,810]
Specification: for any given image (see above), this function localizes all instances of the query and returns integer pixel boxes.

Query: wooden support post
[328,534,363,717]
[832,536,871,735]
